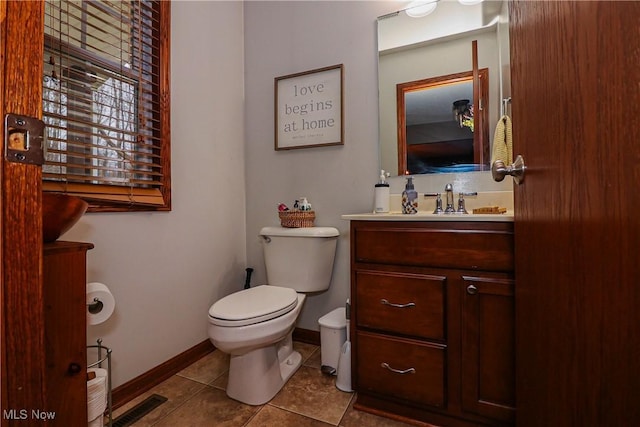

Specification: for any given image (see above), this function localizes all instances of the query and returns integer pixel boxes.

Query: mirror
[378,0,510,176]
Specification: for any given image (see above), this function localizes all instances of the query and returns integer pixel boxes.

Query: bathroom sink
[343,190,514,222]
[341,211,514,222]
[43,193,88,243]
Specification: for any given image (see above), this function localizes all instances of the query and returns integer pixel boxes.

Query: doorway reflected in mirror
[397,69,489,175]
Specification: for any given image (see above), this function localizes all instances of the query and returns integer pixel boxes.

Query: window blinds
[42,0,167,208]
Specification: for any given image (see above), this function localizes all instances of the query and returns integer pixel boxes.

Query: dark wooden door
[510,1,640,425]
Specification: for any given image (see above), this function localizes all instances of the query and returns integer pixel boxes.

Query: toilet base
[226,337,302,405]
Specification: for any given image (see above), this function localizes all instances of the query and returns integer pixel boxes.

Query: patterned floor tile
[269,365,353,425]
[112,375,206,427]
[176,350,229,384]
[153,387,260,427]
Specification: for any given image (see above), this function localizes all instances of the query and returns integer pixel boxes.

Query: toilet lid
[208,285,298,327]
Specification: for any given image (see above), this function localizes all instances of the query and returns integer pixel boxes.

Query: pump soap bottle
[374,170,390,213]
[402,176,418,214]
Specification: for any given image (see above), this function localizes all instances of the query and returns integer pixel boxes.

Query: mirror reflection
[378,0,510,176]
[398,68,490,174]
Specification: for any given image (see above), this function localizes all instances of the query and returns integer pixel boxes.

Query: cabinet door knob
[466,284,478,295]
[380,299,416,309]
[67,362,82,375]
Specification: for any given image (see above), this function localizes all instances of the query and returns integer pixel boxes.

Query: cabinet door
[460,275,515,423]
[44,242,93,426]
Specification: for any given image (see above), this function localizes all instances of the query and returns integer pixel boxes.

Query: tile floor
[112,341,416,426]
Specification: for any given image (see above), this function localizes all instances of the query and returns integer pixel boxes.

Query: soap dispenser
[402,176,418,214]
[374,170,390,213]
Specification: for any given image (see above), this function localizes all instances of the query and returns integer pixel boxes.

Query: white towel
[491,115,513,165]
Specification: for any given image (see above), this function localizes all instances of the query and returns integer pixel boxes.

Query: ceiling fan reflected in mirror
[452,99,473,130]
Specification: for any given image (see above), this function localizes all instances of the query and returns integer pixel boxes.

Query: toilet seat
[209,285,298,327]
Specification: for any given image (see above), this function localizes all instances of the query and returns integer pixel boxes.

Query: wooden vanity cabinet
[350,220,515,427]
[43,241,94,426]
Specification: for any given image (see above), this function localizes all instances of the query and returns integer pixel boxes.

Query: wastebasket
[318,307,347,374]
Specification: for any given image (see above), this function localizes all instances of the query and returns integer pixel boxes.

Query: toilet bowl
[208,286,305,405]
[207,226,339,405]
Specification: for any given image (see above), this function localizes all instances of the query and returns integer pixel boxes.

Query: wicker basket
[279,210,315,228]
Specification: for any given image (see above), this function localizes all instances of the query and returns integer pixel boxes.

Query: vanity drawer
[356,332,446,408]
[355,270,445,341]
[352,221,514,271]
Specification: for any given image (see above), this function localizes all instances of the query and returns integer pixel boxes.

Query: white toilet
[208,226,339,405]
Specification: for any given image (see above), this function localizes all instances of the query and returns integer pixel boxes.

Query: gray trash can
[318,307,347,374]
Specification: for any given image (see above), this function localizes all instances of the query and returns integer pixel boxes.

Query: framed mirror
[378,0,510,176]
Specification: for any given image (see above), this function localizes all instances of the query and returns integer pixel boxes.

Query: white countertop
[341,211,514,222]
[343,191,514,222]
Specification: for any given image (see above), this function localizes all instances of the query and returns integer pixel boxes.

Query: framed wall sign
[274,64,344,150]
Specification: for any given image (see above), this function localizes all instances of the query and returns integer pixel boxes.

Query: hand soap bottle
[374,170,390,213]
[401,176,418,214]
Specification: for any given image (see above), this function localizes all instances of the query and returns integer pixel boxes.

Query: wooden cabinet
[350,220,514,427]
[43,241,94,426]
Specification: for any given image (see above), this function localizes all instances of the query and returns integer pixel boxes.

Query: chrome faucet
[456,191,478,214]
[457,193,468,214]
[425,184,476,214]
[444,183,455,213]
[433,194,443,214]
[424,192,444,214]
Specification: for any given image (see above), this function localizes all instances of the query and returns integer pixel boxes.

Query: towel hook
[501,97,512,116]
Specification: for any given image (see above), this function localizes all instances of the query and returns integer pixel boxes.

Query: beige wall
[65,1,246,388]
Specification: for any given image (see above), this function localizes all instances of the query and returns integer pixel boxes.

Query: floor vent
[111,394,168,427]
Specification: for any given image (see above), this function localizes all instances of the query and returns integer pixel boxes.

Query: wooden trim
[472,40,481,165]
[158,0,171,211]
[0,0,6,417]
[111,339,214,410]
[2,1,46,422]
[293,327,320,346]
[112,328,319,409]
[396,69,490,175]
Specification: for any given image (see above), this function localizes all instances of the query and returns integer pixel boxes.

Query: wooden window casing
[42,0,170,211]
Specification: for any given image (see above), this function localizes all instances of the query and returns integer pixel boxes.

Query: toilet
[208,226,339,405]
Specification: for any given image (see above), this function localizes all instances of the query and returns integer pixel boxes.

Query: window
[42,0,170,211]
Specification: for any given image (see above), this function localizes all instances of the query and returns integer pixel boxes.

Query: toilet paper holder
[87,297,103,314]
[87,338,113,427]
[86,282,115,326]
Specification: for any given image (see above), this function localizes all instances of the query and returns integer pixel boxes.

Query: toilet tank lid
[260,226,339,238]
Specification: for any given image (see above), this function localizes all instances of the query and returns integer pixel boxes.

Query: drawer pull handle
[466,285,478,295]
[381,362,416,375]
[381,299,415,309]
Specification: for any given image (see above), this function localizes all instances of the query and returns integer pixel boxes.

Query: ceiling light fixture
[458,0,484,5]
[405,0,438,18]
[452,99,474,130]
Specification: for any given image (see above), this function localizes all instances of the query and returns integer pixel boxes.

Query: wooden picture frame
[274,64,343,150]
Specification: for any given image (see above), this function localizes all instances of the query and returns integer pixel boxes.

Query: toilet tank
[260,226,339,292]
